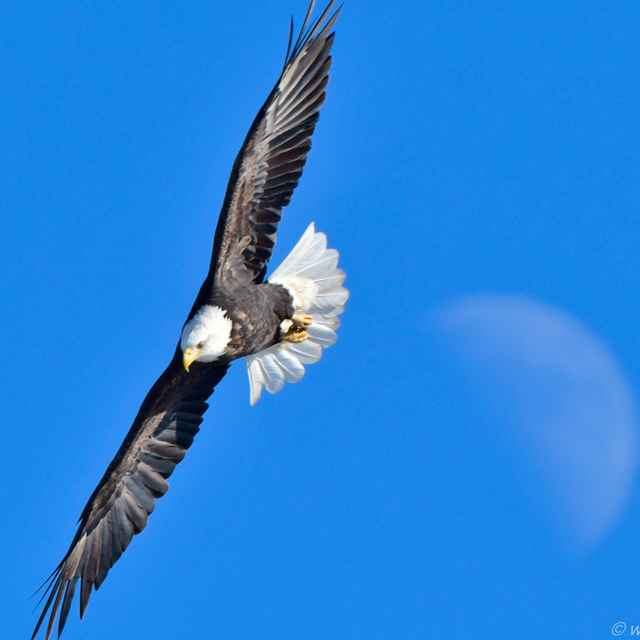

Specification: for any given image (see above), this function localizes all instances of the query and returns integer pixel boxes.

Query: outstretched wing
[32,354,228,640]
[210,0,341,286]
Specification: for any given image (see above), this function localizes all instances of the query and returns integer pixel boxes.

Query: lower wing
[32,351,228,640]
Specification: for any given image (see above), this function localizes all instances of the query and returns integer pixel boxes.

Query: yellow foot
[282,328,309,344]
[292,313,313,329]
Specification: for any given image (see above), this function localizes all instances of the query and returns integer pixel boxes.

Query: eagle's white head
[180,305,233,371]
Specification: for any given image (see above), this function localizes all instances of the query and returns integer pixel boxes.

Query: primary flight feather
[32,2,347,637]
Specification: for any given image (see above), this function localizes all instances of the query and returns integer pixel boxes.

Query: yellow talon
[292,313,313,329]
[282,328,309,344]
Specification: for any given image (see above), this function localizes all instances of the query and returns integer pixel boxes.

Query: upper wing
[32,353,228,640]
[210,0,341,286]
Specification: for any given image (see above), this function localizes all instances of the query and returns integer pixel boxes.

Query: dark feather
[79,575,91,620]
[57,578,77,637]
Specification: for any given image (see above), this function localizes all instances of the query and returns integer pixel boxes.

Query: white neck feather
[181,305,233,363]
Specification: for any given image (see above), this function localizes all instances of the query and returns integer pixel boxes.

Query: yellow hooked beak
[183,348,204,372]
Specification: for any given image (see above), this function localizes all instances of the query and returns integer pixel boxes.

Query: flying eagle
[33,2,347,637]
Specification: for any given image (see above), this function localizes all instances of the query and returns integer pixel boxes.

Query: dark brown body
[206,282,294,363]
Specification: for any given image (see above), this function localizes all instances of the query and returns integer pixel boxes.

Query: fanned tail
[246,223,348,405]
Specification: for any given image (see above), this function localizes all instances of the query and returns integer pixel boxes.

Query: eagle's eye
[196,341,205,350]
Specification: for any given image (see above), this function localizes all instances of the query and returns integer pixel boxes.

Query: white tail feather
[246,223,348,405]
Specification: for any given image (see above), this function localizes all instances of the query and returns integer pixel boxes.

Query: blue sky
[3,1,640,638]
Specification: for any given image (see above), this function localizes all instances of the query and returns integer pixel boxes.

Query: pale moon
[432,295,637,549]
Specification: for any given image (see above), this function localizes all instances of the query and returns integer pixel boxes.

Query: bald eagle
[32,2,347,638]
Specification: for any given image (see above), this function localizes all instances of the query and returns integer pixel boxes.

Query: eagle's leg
[292,314,313,329]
